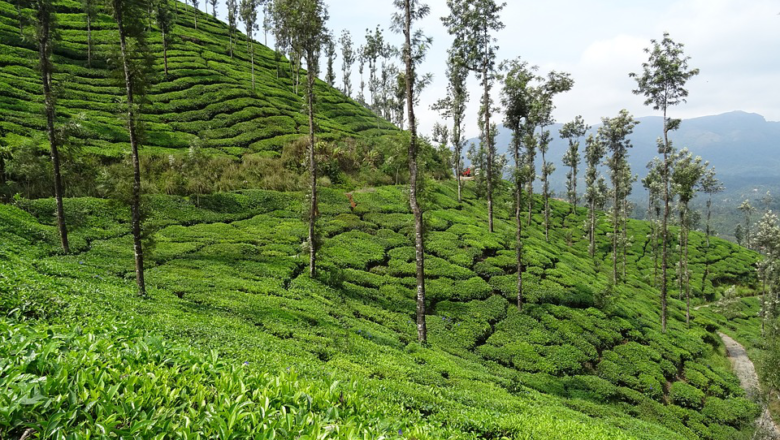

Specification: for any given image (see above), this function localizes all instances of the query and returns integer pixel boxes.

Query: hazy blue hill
[467,111,780,236]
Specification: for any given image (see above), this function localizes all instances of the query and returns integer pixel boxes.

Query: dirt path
[718,332,780,439]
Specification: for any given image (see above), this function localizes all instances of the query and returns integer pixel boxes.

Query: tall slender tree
[324,30,336,87]
[209,0,217,17]
[620,186,635,283]
[584,134,606,258]
[363,26,384,108]
[500,57,535,311]
[735,224,744,246]
[599,110,638,285]
[271,0,329,277]
[442,0,505,233]
[32,0,69,254]
[560,115,589,214]
[82,0,97,67]
[432,53,468,203]
[755,211,780,336]
[739,200,756,250]
[630,33,699,333]
[338,30,354,96]
[191,0,199,28]
[155,0,175,78]
[357,46,366,103]
[226,0,238,58]
[262,1,271,46]
[643,158,664,287]
[393,0,432,343]
[523,115,537,227]
[700,167,723,294]
[240,0,259,90]
[671,149,706,324]
[105,0,151,296]
[15,0,26,37]
[0,128,8,190]
[535,72,573,241]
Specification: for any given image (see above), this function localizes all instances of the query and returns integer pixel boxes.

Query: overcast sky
[216,0,779,139]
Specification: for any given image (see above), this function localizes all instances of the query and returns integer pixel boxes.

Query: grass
[0,178,765,439]
[0,0,397,160]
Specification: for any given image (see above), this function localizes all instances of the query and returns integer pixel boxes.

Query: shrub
[564,375,619,402]
[702,397,759,427]
[670,381,705,409]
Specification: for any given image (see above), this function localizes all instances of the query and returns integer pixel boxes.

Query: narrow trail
[718,332,780,439]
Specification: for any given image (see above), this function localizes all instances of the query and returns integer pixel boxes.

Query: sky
[214,0,780,140]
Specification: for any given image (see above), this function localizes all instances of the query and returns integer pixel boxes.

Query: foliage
[0,180,764,439]
[0,0,420,201]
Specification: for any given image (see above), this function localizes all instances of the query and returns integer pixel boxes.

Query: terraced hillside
[0,181,764,439]
[0,0,396,160]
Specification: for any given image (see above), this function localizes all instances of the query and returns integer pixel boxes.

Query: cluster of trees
[754,211,780,393]
[6,0,773,351]
[8,0,334,295]
[329,25,433,130]
[424,23,723,337]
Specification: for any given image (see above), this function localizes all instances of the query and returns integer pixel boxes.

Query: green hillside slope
[0,181,763,439]
[0,0,395,160]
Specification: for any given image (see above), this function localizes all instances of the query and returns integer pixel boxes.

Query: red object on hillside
[462,168,472,177]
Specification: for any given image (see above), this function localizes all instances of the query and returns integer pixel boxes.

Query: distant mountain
[465,111,780,238]
[467,111,780,195]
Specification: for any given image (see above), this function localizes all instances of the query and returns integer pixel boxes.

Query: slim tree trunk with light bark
[36,1,69,254]
[483,64,493,233]
[115,6,146,296]
[660,114,670,333]
[86,14,92,67]
[403,0,426,343]
[306,66,317,277]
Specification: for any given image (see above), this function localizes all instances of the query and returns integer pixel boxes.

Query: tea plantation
[0,0,396,160]
[0,180,765,439]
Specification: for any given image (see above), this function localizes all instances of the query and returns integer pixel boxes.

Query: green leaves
[629,32,700,112]
[0,317,417,438]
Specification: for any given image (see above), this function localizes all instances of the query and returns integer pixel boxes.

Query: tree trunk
[117,10,146,296]
[572,165,577,213]
[0,155,5,188]
[660,112,670,333]
[701,198,712,294]
[17,1,23,37]
[514,137,524,311]
[249,41,255,90]
[403,0,426,343]
[527,179,533,226]
[483,65,493,234]
[589,198,596,258]
[678,209,685,301]
[307,66,317,278]
[194,10,197,30]
[229,30,233,59]
[162,28,168,77]
[37,4,69,254]
[761,276,766,335]
[622,199,628,283]
[647,194,656,286]
[455,146,463,203]
[542,128,549,242]
[612,183,619,285]
[86,15,92,68]
[684,205,691,326]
